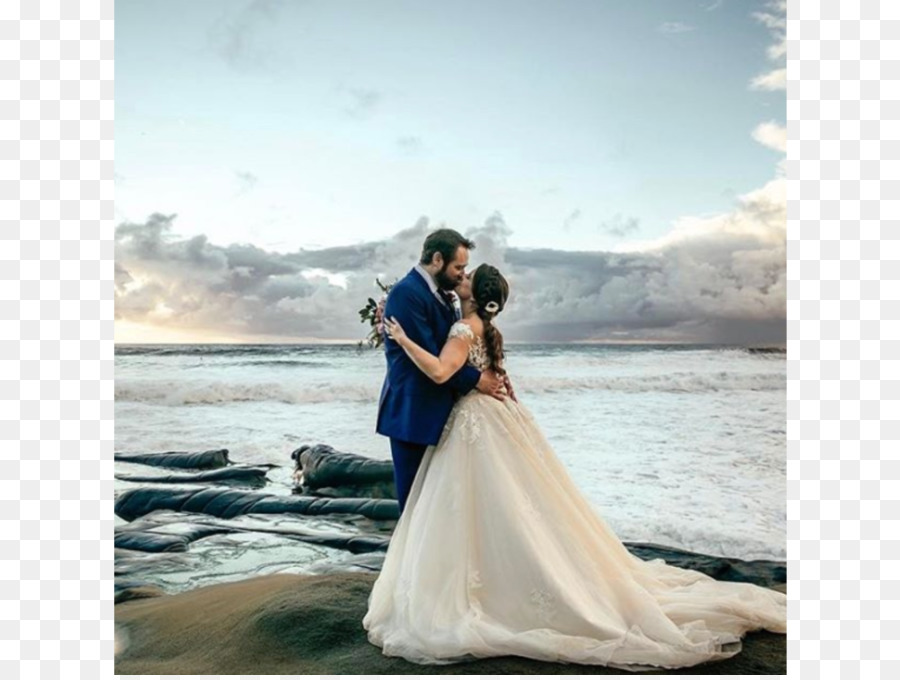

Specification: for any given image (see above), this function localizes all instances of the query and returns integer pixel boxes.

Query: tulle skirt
[362,393,786,671]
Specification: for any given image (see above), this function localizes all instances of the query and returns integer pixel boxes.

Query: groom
[376,228,507,514]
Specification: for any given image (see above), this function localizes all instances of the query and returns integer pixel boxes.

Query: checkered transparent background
[0,0,894,677]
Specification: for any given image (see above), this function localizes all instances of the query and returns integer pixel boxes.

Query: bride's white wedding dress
[362,322,786,671]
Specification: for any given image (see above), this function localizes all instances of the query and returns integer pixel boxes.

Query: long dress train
[362,322,786,672]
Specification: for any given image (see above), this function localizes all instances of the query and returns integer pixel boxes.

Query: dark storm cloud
[116,199,785,344]
[115,212,426,340]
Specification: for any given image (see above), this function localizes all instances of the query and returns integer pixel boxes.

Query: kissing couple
[362,228,786,671]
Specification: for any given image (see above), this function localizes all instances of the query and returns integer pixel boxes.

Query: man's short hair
[420,228,475,266]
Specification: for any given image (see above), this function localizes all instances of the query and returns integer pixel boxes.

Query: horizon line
[113,339,787,347]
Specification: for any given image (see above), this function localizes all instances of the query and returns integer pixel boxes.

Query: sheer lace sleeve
[448,321,476,343]
[449,321,490,370]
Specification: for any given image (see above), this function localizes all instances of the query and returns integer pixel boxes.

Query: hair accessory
[485,301,500,313]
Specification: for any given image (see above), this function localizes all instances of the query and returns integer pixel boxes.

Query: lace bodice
[448,321,491,371]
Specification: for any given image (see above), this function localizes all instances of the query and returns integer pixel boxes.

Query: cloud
[750,1,786,91]
[752,2,786,31]
[750,68,786,91]
[615,177,784,253]
[115,205,784,344]
[599,213,640,238]
[748,2,786,159]
[658,22,695,34]
[748,4,786,162]
[752,121,786,153]
[235,170,258,195]
[342,87,382,119]
[116,213,320,338]
[115,0,785,346]
[562,209,582,232]
[114,262,133,292]
[766,42,787,61]
[501,172,785,344]
[208,0,289,72]
[705,0,723,10]
[114,213,433,341]
[396,135,424,154]
[464,212,513,270]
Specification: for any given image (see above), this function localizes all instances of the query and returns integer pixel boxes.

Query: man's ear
[431,252,444,268]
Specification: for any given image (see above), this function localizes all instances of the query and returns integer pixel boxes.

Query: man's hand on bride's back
[476,370,506,401]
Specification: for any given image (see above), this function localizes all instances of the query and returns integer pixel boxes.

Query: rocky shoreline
[114,446,787,673]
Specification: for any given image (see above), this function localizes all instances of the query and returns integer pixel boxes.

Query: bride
[361,263,787,671]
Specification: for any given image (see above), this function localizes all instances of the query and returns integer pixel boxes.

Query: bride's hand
[503,375,518,403]
[385,316,407,344]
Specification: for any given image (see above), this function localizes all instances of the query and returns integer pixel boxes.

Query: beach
[114,342,787,673]
[113,442,787,674]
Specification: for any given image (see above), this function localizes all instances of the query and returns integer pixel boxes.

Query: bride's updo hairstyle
[471,263,509,376]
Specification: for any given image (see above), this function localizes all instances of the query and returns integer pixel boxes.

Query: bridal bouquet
[358,277,396,348]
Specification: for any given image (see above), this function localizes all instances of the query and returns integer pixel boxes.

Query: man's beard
[435,264,461,291]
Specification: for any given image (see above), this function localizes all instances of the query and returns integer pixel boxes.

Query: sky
[114,0,786,344]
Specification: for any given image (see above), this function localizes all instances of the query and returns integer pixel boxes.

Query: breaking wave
[116,371,783,406]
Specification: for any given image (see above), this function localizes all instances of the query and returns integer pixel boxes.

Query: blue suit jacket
[376,267,482,445]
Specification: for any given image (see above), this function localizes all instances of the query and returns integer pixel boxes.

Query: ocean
[115,342,786,562]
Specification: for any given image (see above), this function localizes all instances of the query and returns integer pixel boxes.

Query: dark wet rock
[115,449,232,470]
[112,489,783,588]
[293,543,784,588]
[114,524,232,553]
[291,444,396,499]
[624,543,786,589]
[113,511,391,600]
[116,465,271,487]
[113,507,784,598]
[746,347,786,354]
[114,486,400,523]
[115,579,166,604]
[217,522,389,554]
[304,532,386,554]
[305,552,387,575]
[117,511,391,558]
[115,531,193,554]
[298,482,398,500]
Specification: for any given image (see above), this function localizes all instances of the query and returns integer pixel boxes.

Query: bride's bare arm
[385,316,471,384]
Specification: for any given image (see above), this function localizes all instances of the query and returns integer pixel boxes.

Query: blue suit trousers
[390,438,428,515]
